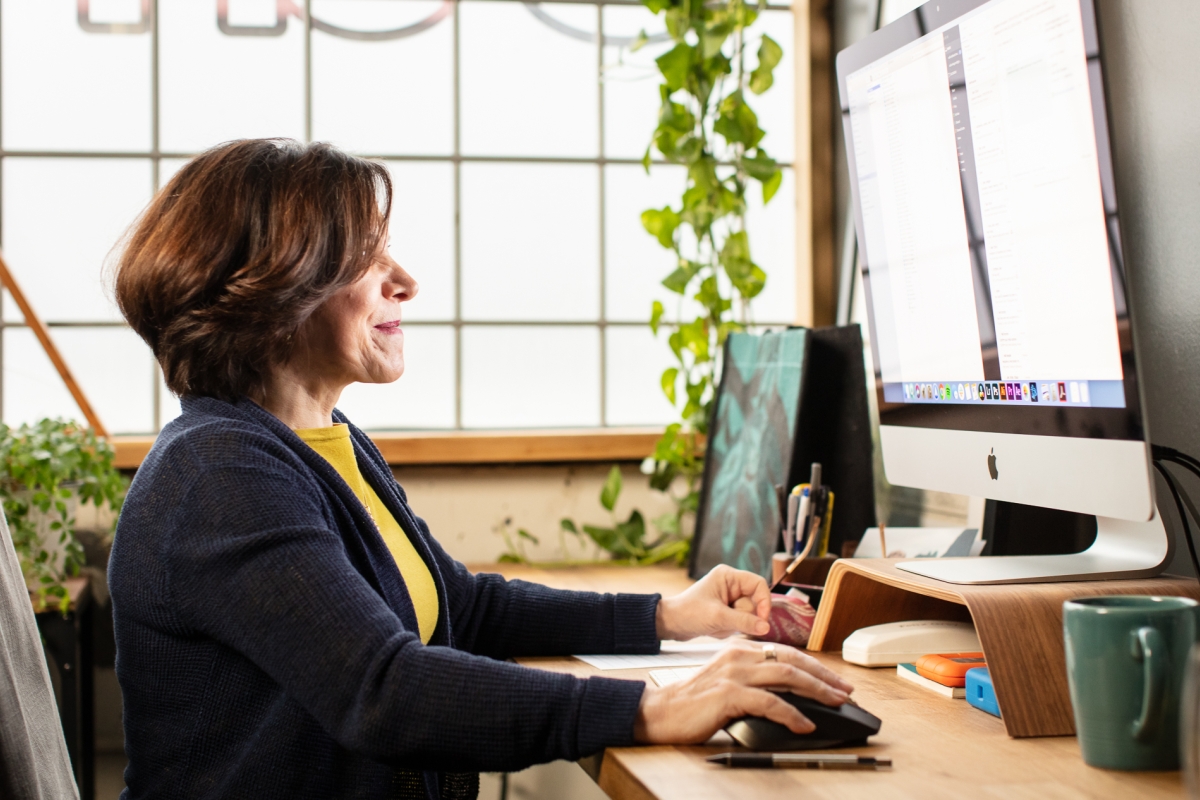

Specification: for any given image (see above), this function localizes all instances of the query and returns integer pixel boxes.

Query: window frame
[1,0,812,461]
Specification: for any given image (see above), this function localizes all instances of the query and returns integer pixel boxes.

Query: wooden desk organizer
[806,558,1200,738]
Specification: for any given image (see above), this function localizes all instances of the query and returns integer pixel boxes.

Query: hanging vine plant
[636,0,784,550]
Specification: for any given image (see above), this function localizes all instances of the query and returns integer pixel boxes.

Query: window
[0,0,796,434]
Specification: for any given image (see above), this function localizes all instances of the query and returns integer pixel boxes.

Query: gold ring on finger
[762,643,777,662]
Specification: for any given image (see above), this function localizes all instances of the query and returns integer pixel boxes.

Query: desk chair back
[0,511,79,799]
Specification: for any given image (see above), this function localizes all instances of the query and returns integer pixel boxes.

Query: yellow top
[295,424,438,643]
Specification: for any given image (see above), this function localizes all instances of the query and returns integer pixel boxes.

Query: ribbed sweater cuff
[613,593,661,655]
[576,676,646,756]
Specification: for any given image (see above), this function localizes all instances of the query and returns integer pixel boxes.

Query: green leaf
[667,330,684,361]
[693,275,731,316]
[650,300,665,335]
[641,206,681,249]
[600,465,622,512]
[613,510,648,558]
[749,33,783,95]
[762,168,783,204]
[642,0,670,14]
[719,230,767,298]
[630,28,649,52]
[583,524,619,551]
[661,259,702,294]
[516,528,540,545]
[661,367,679,405]
[656,44,694,92]
[701,19,733,59]
[560,518,579,534]
[743,149,778,182]
[653,512,681,536]
[664,8,689,41]
[642,146,652,174]
[679,319,710,361]
[713,92,764,148]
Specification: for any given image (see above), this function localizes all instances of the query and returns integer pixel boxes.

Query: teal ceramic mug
[1063,595,1198,770]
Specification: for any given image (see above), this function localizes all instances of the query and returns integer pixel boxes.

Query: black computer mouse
[724,692,882,750]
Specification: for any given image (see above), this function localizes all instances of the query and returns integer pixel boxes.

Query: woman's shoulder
[143,396,312,480]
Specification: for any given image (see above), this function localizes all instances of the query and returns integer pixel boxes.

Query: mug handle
[1131,626,1167,743]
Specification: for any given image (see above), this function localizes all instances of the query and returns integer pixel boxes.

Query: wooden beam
[112,428,702,469]
[808,0,837,327]
[0,250,109,438]
[794,0,813,327]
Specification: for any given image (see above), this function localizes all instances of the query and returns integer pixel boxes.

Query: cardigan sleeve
[414,519,663,659]
[163,432,647,773]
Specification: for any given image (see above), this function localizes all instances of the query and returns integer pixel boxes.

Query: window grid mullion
[597,2,606,427]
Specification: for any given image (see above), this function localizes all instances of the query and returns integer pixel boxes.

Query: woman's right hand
[632,640,855,744]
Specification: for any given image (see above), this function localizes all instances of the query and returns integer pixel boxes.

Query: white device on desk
[837,0,1167,584]
[842,621,980,667]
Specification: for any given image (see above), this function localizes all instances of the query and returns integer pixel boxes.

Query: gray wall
[1098,0,1200,576]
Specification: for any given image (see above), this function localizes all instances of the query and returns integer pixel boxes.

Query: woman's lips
[374,320,403,335]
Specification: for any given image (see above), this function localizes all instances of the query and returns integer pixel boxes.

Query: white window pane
[3,158,153,323]
[460,2,597,157]
[602,5,673,160]
[4,326,154,434]
[605,163,703,323]
[158,367,182,431]
[312,1,453,155]
[159,0,305,152]
[461,163,598,321]
[744,166,796,324]
[1,0,151,152]
[462,326,599,428]
[752,10,795,163]
[157,157,190,189]
[605,326,678,426]
[337,325,455,429]
[386,161,454,321]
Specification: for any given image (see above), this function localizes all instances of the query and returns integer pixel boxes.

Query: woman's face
[297,239,418,388]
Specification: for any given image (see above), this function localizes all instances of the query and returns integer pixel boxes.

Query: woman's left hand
[655,564,772,640]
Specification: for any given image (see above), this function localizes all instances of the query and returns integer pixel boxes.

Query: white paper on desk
[574,640,725,671]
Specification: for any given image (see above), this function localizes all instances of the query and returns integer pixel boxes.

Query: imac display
[837,0,1169,583]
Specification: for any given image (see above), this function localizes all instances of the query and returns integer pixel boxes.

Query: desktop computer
[837,0,1170,583]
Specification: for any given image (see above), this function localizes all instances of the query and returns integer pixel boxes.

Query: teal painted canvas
[691,329,808,580]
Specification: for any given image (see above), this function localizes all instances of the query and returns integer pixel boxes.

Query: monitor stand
[895,506,1173,585]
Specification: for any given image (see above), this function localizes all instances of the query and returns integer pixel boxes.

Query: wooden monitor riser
[806,558,1200,738]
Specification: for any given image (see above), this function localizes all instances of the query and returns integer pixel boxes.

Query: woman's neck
[255,366,345,430]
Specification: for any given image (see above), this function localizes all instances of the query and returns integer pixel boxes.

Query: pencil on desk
[880,524,888,559]
[706,753,892,770]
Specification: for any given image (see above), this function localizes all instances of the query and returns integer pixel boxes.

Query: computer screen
[840,0,1143,440]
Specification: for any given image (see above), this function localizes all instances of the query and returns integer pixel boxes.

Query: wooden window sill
[110,427,693,469]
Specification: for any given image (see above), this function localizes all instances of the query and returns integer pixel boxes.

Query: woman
[108,139,853,800]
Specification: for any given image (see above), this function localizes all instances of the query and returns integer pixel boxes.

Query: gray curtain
[0,512,78,799]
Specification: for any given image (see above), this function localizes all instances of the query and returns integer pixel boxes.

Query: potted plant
[2,418,128,613]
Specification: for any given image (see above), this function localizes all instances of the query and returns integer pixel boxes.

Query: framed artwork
[690,329,808,579]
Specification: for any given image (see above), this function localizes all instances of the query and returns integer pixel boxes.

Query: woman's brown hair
[114,138,392,402]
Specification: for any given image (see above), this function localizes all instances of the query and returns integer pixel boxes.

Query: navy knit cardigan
[109,397,660,800]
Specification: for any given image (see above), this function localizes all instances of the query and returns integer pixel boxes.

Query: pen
[793,487,810,555]
[706,753,891,770]
[784,490,800,553]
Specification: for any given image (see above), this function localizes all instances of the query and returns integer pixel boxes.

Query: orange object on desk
[915,652,987,688]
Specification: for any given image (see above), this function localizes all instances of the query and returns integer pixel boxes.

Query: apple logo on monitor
[988,448,999,480]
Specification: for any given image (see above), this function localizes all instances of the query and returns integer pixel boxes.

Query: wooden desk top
[475,562,1183,800]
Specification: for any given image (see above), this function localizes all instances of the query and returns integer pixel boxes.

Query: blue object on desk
[965,667,1000,718]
